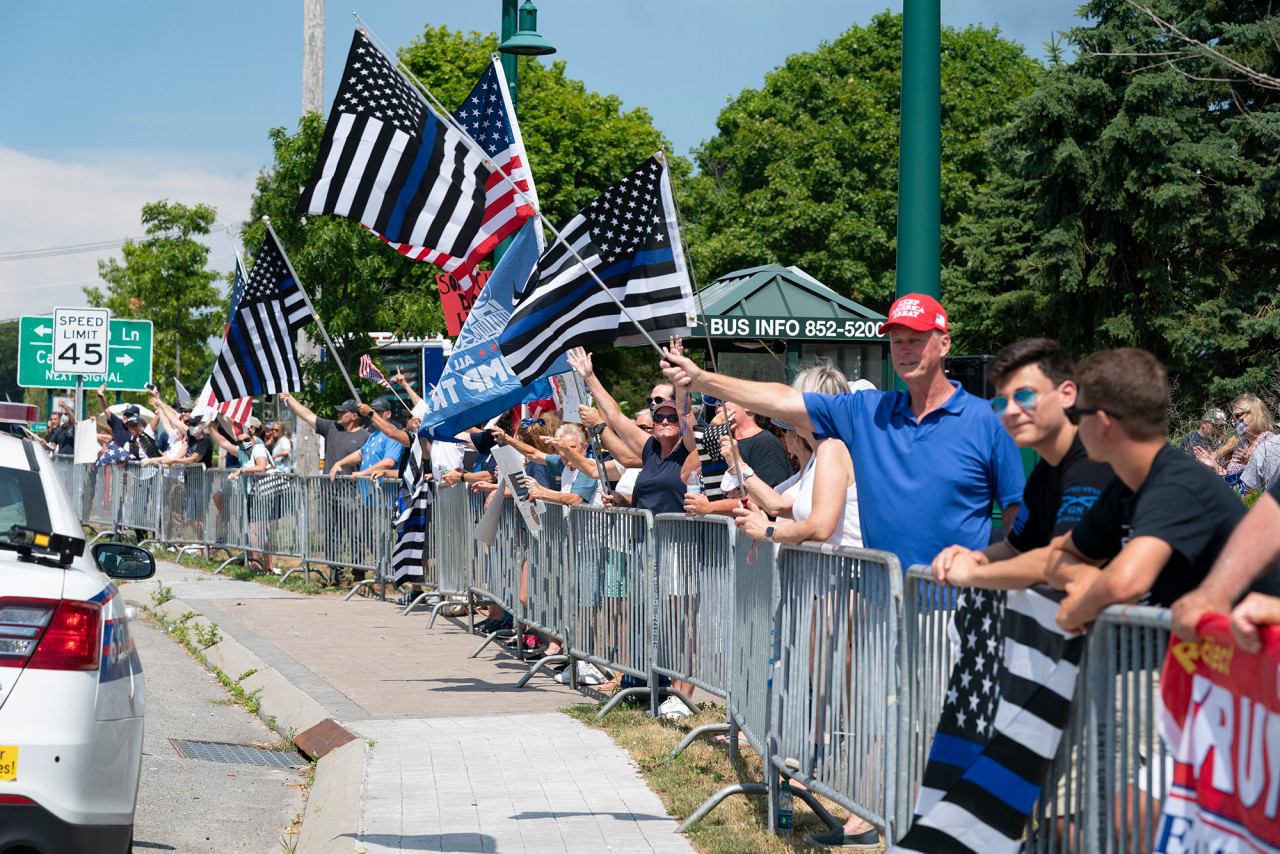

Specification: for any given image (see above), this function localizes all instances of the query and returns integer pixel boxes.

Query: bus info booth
[665,264,892,388]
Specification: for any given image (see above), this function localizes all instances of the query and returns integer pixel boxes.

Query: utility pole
[295,0,325,473]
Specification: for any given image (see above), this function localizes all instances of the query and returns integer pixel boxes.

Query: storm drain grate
[170,739,308,768]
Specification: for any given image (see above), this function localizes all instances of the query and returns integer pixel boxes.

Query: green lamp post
[895,0,941,303]
[498,0,556,112]
[491,0,555,265]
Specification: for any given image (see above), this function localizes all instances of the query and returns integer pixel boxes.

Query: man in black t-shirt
[931,338,1114,588]
[279,391,370,474]
[1172,475,1280,647]
[1047,349,1280,633]
[96,384,136,447]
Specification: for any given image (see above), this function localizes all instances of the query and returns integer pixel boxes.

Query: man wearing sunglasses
[1043,349,1280,634]
[931,339,1113,588]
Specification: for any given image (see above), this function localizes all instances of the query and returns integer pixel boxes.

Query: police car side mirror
[92,543,156,580]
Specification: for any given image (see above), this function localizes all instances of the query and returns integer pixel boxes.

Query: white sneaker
[646,696,693,719]
[576,662,607,685]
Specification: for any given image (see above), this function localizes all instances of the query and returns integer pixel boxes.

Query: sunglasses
[1064,406,1124,425]
[638,424,654,432]
[647,396,667,406]
[991,388,1038,416]
[652,412,680,424]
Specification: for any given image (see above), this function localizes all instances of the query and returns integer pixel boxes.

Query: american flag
[192,257,254,427]
[209,230,313,401]
[298,31,533,287]
[498,154,695,382]
[358,354,392,389]
[378,56,538,288]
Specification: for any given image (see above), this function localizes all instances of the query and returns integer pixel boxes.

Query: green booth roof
[695,264,888,341]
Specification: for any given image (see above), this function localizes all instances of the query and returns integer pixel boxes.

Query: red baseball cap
[884,293,948,333]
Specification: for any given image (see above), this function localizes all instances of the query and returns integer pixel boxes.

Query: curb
[132,594,362,854]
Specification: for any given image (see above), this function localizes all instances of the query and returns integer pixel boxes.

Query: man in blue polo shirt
[664,293,1023,848]
[662,293,1024,570]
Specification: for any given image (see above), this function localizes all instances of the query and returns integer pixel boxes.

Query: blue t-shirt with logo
[803,382,1025,568]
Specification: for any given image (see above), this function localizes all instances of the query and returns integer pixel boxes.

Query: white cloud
[0,147,258,319]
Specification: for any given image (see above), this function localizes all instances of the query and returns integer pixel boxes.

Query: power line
[0,221,246,263]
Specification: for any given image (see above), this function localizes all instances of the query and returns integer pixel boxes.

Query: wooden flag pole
[355,17,667,360]
[262,219,363,405]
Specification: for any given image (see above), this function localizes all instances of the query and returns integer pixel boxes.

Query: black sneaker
[803,826,880,850]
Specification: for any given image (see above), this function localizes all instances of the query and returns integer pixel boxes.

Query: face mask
[188,427,202,437]
[1233,419,1248,438]
[239,439,254,450]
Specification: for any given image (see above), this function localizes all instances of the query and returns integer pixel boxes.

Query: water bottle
[686,471,702,495]
[777,777,793,836]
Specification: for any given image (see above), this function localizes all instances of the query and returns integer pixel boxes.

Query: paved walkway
[129,560,696,854]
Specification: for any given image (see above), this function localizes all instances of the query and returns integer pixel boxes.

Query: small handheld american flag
[358,354,393,389]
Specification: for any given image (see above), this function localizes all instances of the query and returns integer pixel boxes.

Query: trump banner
[1155,614,1280,853]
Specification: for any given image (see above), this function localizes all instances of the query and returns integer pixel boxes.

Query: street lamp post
[493,0,555,263]
[895,0,941,303]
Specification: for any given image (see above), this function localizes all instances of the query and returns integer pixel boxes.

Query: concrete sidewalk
[127,560,696,854]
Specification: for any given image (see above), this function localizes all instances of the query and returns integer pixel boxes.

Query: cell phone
[144,382,158,392]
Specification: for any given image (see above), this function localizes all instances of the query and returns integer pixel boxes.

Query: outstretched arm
[278,391,318,430]
[357,403,411,447]
[661,350,811,433]
[566,347,649,457]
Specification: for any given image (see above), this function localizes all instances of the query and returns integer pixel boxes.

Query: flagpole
[355,17,667,359]
[262,219,364,405]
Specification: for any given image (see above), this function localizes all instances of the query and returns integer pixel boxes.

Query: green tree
[86,200,224,389]
[948,0,1280,405]
[249,25,685,412]
[679,12,1042,306]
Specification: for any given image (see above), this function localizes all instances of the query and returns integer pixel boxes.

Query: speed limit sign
[52,308,110,375]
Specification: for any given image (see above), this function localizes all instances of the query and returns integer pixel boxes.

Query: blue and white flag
[418,221,569,439]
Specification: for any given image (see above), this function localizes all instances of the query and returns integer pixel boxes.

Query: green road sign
[17,315,153,391]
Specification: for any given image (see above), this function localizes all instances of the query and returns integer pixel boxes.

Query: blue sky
[0,1,1086,317]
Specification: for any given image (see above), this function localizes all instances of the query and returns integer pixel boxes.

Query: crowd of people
[27,292,1280,850]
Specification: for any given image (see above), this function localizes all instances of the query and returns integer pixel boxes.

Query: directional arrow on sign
[33,325,50,336]
[116,354,134,366]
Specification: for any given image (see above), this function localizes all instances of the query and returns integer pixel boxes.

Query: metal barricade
[303,476,397,593]
[199,468,246,568]
[419,483,473,622]
[769,542,903,840]
[1026,605,1172,854]
[239,471,311,581]
[567,505,660,715]
[467,498,526,656]
[727,528,777,755]
[652,514,736,701]
[521,504,573,650]
[83,462,123,539]
[156,464,207,548]
[897,566,959,837]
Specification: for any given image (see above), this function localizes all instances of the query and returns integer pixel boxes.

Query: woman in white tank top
[720,361,863,548]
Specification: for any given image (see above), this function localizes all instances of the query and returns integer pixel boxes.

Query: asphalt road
[128,610,307,854]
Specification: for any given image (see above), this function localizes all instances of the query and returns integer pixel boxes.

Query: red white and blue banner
[1156,615,1280,853]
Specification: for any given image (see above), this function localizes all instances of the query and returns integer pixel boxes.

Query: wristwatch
[764,525,775,541]
[737,464,755,480]
[589,423,606,438]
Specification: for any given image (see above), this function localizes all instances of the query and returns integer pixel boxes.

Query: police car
[0,407,155,854]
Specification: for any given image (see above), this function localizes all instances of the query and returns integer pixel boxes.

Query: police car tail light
[28,600,101,671]
[0,600,55,667]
